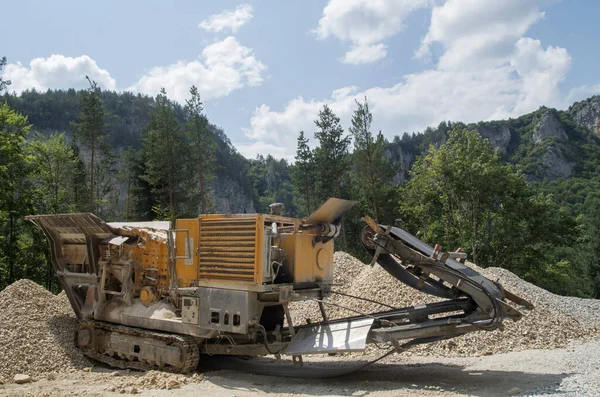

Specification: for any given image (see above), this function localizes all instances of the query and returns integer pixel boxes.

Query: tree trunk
[335,183,348,252]
[199,161,205,213]
[89,134,94,213]
[8,214,14,284]
[126,177,131,221]
[370,175,380,222]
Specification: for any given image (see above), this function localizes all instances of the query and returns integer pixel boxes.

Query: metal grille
[198,217,258,281]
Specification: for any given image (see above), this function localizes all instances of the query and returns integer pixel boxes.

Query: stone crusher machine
[26,199,532,377]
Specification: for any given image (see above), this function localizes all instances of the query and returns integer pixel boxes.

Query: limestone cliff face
[384,145,415,185]
[533,110,568,144]
[538,147,574,180]
[476,123,512,155]
[210,176,256,214]
[530,110,573,180]
[570,96,600,136]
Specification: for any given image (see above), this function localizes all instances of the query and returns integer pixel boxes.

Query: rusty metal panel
[198,215,260,282]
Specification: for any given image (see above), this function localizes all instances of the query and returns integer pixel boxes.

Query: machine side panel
[175,218,199,287]
[292,235,334,284]
[197,214,260,284]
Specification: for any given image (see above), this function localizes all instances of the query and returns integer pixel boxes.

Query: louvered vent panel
[198,218,258,281]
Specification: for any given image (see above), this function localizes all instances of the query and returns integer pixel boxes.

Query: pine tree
[291,131,316,216]
[0,56,11,93]
[117,148,139,221]
[314,105,351,200]
[184,86,216,214]
[349,98,395,222]
[69,142,89,212]
[72,77,107,212]
[141,88,189,222]
[313,105,351,249]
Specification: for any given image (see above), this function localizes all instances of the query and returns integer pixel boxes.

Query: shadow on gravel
[199,360,569,397]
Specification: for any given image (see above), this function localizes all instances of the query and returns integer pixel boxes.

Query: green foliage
[349,97,396,222]
[0,56,10,93]
[71,77,110,213]
[314,105,351,201]
[141,88,190,222]
[247,155,296,215]
[0,103,36,289]
[291,131,316,217]
[27,132,80,213]
[400,127,581,293]
[184,86,216,214]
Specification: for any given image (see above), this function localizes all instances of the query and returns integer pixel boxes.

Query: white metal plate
[285,318,374,355]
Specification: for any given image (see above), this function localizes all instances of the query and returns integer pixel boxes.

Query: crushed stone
[289,252,600,357]
[0,279,92,383]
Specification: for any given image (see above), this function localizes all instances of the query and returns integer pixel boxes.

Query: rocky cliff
[384,100,600,183]
[569,95,600,136]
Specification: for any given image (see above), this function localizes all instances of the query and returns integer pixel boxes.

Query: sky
[2,0,600,160]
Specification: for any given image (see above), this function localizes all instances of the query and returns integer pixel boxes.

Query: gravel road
[2,339,598,397]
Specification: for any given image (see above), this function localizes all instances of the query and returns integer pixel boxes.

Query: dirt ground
[2,339,598,397]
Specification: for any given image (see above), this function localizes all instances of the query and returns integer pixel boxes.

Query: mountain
[4,89,600,219]
[1,89,257,214]
[385,95,600,185]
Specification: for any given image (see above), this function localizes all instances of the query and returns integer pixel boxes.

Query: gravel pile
[289,252,600,357]
[0,279,91,382]
[481,266,600,330]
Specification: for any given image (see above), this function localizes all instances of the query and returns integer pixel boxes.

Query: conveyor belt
[360,222,528,331]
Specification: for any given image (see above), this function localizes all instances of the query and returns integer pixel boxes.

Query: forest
[1,56,599,298]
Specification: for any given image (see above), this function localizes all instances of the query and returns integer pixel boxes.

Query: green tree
[69,142,89,212]
[28,132,79,213]
[314,105,351,249]
[184,85,216,214]
[72,77,108,212]
[117,147,139,221]
[314,105,351,201]
[141,88,189,222]
[0,103,34,288]
[0,56,10,93]
[349,98,395,222]
[400,127,577,291]
[291,131,316,216]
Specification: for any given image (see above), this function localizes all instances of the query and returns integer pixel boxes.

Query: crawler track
[75,321,199,373]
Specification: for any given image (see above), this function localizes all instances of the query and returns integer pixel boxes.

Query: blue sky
[2,0,600,160]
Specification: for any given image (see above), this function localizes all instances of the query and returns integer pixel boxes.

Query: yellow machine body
[25,198,351,343]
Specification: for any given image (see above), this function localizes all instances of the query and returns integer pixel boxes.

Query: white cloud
[2,54,116,93]
[565,84,600,106]
[511,37,571,114]
[199,4,253,33]
[241,0,573,160]
[315,0,430,64]
[128,36,266,103]
[342,44,387,65]
[415,0,545,69]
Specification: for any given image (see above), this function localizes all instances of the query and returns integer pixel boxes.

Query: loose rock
[0,280,92,383]
[290,252,600,358]
[13,374,32,384]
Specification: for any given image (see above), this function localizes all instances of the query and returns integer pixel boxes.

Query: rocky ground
[1,339,599,396]
[1,252,599,396]
[290,252,600,357]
